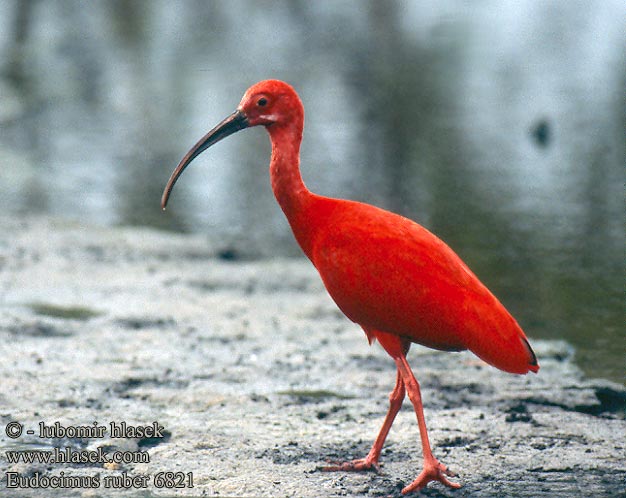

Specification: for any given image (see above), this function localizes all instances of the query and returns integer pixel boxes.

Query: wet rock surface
[0,217,624,497]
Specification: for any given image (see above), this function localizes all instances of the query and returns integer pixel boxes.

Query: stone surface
[0,216,624,497]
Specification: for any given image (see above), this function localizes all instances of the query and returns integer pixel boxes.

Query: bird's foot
[401,457,461,494]
[321,455,382,474]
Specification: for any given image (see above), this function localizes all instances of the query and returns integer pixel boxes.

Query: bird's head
[237,79,303,128]
[161,79,303,209]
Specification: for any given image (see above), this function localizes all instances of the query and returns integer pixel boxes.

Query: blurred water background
[0,0,623,383]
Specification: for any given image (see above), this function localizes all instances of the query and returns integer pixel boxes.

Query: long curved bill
[161,109,249,209]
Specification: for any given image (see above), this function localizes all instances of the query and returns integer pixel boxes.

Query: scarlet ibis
[161,80,539,494]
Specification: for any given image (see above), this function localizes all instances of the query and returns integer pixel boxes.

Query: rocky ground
[0,216,624,497]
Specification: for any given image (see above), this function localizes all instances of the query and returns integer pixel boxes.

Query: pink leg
[395,354,461,494]
[323,368,405,472]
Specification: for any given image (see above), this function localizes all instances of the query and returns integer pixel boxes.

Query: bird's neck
[267,123,311,215]
[266,123,320,256]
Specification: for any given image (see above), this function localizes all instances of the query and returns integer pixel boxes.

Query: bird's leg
[323,368,405,473]
[395,354,461,494]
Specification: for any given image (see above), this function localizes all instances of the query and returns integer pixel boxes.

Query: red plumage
[302,198,537,374]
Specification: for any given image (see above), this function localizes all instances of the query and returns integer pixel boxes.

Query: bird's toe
[401,459,461,494]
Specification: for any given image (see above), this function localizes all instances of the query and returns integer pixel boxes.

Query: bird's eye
[257,97,268,107]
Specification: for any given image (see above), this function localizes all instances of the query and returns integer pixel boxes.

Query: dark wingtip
[522,337,539,373]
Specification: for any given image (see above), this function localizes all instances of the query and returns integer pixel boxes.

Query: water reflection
[0,0,623,383]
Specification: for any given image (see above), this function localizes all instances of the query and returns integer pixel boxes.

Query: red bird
[162,80,539,494]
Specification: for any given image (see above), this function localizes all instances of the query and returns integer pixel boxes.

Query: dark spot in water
[218,247,238,261]
[531,118,551,147]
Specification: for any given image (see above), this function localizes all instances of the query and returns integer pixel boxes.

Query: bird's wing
[308,200,537,373]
